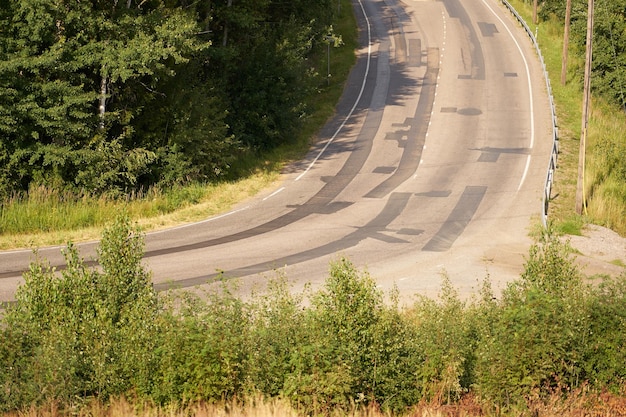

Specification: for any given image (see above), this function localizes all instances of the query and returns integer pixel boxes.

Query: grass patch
[0,173,279,250]
[0,0,358,250]
[611,259,626,268]
[554,215,585,236]
[585,101,626,233]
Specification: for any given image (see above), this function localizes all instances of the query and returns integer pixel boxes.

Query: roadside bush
[150,285,250,404]
[474,230,591,407]
[3,222,626,415]
[583,271,626,389]
[0,215,159,411]
[283,259,380,413]
[283,258,419,413]
[368,296,421,411]
[408,277,483,404]
[245,275,307,397]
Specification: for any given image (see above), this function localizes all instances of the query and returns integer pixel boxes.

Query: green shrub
[368,294,421,411]
[409,277,483,404]
[283,258,419,413]
[474,230,591,407]
[150,285,250,404]
[0,215,159,410]
[283,258,382,413]
[245,276,307,397]
[3,221,626,415]
[583,272,626,389]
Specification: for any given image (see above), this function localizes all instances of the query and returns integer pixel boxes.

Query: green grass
[585,101,626,233]
[0,0,358,250]
[611,259,626,268]
[0,176,279,249]
[554,215,584,236]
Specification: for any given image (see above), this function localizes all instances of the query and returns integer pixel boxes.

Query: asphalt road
[0,0,552,305]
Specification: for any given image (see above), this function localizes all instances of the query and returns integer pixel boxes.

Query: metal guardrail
[500,0,559,228]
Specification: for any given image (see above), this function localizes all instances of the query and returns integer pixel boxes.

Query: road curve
[0,0,552,304]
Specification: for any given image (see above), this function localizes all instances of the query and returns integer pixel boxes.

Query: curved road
[0,0,551,304]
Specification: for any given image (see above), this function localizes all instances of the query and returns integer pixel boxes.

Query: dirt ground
[567,224,626,278]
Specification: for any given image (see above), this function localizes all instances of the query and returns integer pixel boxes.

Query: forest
[0,0,337,198]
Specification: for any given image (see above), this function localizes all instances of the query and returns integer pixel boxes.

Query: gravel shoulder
[567,225,626,278]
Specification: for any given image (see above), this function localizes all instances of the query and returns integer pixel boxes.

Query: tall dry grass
[4,390,626,417]
[0,171,278,250]
[585,102,626,234]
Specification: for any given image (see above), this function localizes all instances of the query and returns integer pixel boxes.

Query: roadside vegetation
[1,215,625,416]
[512,0,626,235]
[0,0,358,249]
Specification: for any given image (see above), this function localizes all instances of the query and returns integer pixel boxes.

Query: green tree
[588,0,626,110]
[204,0,335,151]
[0,0,343,197]
[536,0,626,110]
[0,0,210,195]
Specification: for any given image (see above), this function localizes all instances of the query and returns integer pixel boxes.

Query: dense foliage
[0,0,336,198]
[530,0,626,111]
[1,217,625,414]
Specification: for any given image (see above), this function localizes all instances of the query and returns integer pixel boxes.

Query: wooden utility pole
[533,0,538,24]
[576,0,594,215]
[561,0,572,85]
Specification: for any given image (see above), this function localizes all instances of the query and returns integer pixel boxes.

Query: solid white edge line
[295,0,373,182]
[148,206,252,235]
[481,0,535,191]
[263,187,285,201]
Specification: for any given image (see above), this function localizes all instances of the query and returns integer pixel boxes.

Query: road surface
[0,0,552,305]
